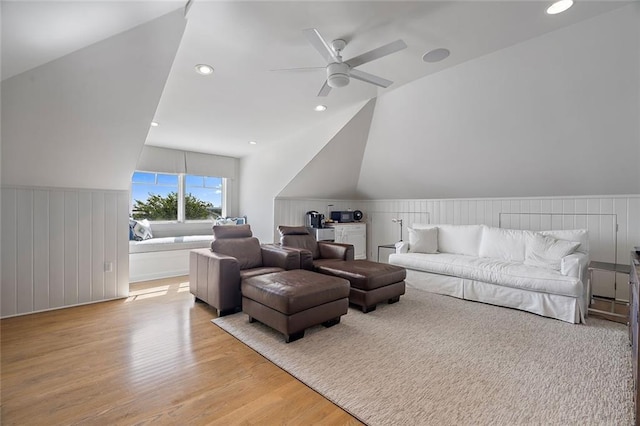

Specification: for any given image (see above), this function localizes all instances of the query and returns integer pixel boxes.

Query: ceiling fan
[281,28,407,97]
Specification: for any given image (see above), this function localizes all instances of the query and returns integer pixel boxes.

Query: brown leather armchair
[277,226,354,270]
[190,224,300,316]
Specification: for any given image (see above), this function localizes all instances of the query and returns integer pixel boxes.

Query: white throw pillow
[408,227,439,254]
[539,229,589,254]
[478,227,532,262]
[524,233,580,271]
[133,219,154,240]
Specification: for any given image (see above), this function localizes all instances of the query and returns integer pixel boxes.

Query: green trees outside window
[131,192,221,221]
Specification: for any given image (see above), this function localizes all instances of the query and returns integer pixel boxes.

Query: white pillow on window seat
[133,219,154,240]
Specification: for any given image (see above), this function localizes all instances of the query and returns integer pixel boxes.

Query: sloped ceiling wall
[1,10,186,190]
[278,98,376,199]
[357,4,640,199]
[239,101,367,242]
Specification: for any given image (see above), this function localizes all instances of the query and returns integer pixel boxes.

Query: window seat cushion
[129,235,214,254]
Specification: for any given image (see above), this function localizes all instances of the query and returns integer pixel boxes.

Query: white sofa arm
[561,252,589,280]
[395,241,409,254]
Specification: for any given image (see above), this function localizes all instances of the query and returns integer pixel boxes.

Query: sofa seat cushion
[129,235,213,254]
[388,253,582,298]
[241,270,350,315]
[240,267,285,280]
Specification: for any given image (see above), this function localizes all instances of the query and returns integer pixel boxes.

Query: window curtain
[136,146,238,179]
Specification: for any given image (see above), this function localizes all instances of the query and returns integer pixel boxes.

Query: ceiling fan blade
[303,28,338,63]
[345,39,407,68]
[317,81,332,97]
[350,69,393,88]
[270,66,325,72]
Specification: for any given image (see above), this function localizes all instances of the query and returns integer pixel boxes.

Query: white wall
[279,99,376,199]
[1,10,186,190]
[357,5,640,199]
[239,101,367,242]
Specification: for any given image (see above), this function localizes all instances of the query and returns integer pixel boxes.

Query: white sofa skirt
[405,270,584,324]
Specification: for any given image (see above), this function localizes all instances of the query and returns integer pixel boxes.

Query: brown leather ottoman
[241,269,350,343]
[315,260,406,313]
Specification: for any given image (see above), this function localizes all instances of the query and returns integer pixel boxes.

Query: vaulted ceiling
[2,1,631,159]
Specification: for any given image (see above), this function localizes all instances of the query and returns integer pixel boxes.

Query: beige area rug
[212,288,634,425]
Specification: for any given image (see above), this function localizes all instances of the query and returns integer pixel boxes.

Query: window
[185,175,223,220]
[131,171,224,222]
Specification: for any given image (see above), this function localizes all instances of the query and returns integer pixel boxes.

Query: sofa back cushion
[408,227,439,254]
[211,237,263,270]
[412,224,483,256]
[278,226,320,259]
[479,227,533,262]
[212,224,253,239]
[539,229,589,254]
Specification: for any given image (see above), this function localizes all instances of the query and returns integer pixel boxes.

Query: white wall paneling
[0,186,130,318]
[276,195,640,300]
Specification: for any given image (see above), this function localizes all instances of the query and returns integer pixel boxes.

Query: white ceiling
[2,0,630,158]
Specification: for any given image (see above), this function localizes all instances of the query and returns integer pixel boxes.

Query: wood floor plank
[1,276,362,425]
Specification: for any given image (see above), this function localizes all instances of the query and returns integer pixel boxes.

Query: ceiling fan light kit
[279,28,407,97]
[327,63,350,88]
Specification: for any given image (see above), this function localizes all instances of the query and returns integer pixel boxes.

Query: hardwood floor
[1,277,362,425]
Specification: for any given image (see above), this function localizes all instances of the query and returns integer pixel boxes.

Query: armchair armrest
[189,249,241,316]
[395,241,409,254]
[318,242,355,261]
[261,244,301,270]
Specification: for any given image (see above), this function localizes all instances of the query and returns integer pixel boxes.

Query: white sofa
[388,224,590,323]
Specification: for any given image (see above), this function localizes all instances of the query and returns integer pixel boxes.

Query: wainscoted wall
[275,195,640,301]
[1,186,129,318]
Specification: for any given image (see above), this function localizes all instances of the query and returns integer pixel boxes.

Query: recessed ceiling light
[422,48,450,63]
[546,0,573,15]
[314,105,327,112]
[194,64,214,75]
[150,121,159,127]
[248,141,257,145]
